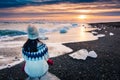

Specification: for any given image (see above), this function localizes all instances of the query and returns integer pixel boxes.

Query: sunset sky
[0,0,120,23]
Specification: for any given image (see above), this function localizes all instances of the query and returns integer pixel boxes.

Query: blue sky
[0,0,120,23]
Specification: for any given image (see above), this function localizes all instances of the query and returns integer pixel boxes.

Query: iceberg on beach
[88,51,97,58]
[69,49,97,60]
[69,49,89,60]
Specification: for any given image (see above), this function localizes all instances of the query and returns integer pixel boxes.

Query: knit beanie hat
[27,25,39,40]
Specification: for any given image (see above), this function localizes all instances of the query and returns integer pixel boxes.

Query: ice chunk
[103,27,106,29]
[92,31,98,34]
[0,55,4,59]
[39,28,48,33]
[69,49,88,60]
[97,34,105,37]
[72,23,78,27]
[105,31,108,33]
[88,51,97,58]
[39,34,48,40]
[97,28,102,31]
[91,31,98,35]
[60,28,67,34]
[109,32,114,36]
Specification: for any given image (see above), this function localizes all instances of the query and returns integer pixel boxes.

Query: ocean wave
[0,30,27,37]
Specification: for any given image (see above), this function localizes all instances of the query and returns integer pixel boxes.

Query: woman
[22,25,51,80]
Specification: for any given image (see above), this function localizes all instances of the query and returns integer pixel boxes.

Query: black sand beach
[0,22,120,80]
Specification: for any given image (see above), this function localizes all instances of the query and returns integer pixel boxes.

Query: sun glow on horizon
[78,15,87,20]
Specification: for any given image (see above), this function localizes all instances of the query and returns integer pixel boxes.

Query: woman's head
[23,25,43,52]
[27,25,39,40]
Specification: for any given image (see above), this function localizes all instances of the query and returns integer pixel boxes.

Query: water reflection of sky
[0,0,120,23]
[0,23,98,45]
[45,27,98,43]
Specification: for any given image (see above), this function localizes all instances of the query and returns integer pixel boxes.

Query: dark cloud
[0,0,26,8]
[0,0,16,2]
[17,0,96,3]
[0,0,98,8]
[0,0,120,22]
[1,10,120,18]
[0,12,75,18]
[92,11,120,16]
[0,0,120,8]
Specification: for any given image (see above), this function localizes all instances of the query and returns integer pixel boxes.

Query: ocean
[0,22,99,43]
